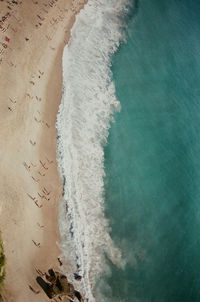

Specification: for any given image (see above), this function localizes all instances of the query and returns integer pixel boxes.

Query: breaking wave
[56,0,131,300]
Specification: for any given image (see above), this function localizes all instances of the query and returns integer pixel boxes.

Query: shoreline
[0,1,86,301]
[55,1,130,300]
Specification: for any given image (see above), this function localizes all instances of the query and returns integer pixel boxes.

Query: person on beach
[28,285,40,294]
[32,240,40,247]
[57,258,62,266]
[27,193,35,200]
[74,273,82,281]
[9,97,16,103]
[34,200,43,208]
[30,139,36,146]
[37,223,44,228]
[32,176,39,182]
[23,162,30,171]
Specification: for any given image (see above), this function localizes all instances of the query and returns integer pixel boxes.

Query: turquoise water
[103,0,200,301]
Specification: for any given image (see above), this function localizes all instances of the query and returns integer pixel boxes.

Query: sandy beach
[0,0,86,301]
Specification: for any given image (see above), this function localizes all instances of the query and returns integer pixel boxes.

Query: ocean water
[57,0,200,301]
[103,0,200,302]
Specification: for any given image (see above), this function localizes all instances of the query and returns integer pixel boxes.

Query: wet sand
[0,0,86,301]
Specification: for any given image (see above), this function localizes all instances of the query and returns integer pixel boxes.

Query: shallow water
[103,0,200,301]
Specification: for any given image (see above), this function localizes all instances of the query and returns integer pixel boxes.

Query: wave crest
[56,0,131,300]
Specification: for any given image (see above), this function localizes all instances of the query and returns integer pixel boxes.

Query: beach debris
[25,37,29,41]
[7,106,12,111]
[28,284,40,294]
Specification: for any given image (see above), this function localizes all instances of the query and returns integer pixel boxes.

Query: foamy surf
[56,0,131,301]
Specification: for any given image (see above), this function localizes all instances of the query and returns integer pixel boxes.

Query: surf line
[56,0,132,300]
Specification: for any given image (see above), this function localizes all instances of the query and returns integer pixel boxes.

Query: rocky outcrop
[36,269,83,301]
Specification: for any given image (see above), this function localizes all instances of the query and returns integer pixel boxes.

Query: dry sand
[0,0,86,301]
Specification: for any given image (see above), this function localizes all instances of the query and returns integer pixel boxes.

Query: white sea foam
[56,0,131,301]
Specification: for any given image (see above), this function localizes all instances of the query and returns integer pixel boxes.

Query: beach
[0,0,86,301]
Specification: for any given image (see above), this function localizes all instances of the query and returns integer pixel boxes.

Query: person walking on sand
[32,240,40,247]
[57,258,62,266]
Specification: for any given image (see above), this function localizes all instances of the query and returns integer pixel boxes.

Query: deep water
[103,0,200,301]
